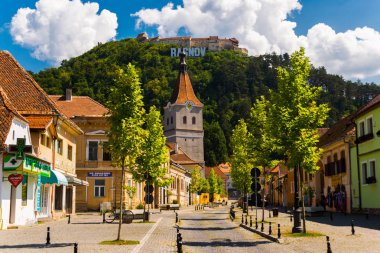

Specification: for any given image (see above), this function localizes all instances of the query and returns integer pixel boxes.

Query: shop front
[1,153,51,229]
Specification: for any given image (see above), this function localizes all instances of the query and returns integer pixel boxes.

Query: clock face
[185,101,194,111]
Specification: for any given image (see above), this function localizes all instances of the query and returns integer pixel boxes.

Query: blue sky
[1,0,380,83]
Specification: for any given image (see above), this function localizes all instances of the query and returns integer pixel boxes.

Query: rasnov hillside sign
[171,47,206,57]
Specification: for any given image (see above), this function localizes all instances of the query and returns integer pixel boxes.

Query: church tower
[164,53,204,165]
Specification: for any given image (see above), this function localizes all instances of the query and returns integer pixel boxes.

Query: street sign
[250,167,261,177]
[8,174,24,187]
[144,184,154,193]
[87,172,112,177]
[144,195,154,204]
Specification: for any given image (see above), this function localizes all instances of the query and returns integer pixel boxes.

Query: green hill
[32,38,380,166]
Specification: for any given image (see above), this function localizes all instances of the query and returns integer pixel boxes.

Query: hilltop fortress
[136,33,248,55]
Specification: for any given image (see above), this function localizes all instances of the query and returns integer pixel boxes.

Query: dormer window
[183,116,187,124]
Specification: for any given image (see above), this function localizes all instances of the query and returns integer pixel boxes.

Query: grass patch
[37,221,45,224]
[284,231,324,238]
[100,240,140,245]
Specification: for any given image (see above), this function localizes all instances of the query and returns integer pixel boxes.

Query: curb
[240,224,283,243]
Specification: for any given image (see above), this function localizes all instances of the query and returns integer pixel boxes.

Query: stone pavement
[232,206,380,253]
[0,210,178,253]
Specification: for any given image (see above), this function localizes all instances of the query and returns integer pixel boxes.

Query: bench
[122,210,146,223]
[159,204,180,212]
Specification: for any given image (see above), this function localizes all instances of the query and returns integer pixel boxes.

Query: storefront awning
[41,170,68,185]
[65,175,89,186]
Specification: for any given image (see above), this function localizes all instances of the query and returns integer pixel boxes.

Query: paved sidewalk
[232,206,380,253]
[0,211,178,253]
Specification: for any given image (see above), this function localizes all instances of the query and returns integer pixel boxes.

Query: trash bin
[272,208,279,217]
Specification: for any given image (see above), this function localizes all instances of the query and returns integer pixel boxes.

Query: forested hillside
[33,39,380,166]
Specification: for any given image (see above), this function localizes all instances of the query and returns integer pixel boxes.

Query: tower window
[183,116,187,124]
[192,116,196,124]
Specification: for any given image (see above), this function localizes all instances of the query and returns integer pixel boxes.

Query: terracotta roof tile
[49,95,109,118]
[25,115,52,130]
[318,115,355,147]
[170,56,203,107]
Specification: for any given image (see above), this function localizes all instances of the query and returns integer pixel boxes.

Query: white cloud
[133,0,380,81]
[10,0,118,64]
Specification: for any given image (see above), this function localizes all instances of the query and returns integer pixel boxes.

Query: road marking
[131,217,163,253]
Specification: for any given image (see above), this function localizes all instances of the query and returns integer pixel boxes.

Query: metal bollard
[351,219,355,235]
[176,226,179,234]
[255,217,258,229]
[250,216,252,227]
[68,214,71,224]
[330,212,333,221]
[269,222,272,235]
[245,215,248,225]
[277,224,281,239]
[46,227,51,245]
[261,222,264,232]
[290,215,292,222]
[177,240,183,253]
[74,243,78,253]
[176,213,179,223]
[102,212,106,223]
[241,214,244,224]
[326,236,332,253]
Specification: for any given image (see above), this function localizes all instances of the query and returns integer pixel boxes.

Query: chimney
[65,89,72,101]
[174,143,179,154]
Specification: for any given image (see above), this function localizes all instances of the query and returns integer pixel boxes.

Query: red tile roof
[170,59,203,107]
[49,95,109,118]
[24,115,52,130]
[0,87,27,145]
[167,142,199,165]
[318,115,355,147]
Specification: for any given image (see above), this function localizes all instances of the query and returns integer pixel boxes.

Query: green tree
[207,169,218,202]
[269,48,330,233]
[230,119,252,198]
[216,176,226,197]
[249,96,278,221]
[190,168,206,194]
[107,64,145,241]
[204,121,228,166]
[135,106,170,219]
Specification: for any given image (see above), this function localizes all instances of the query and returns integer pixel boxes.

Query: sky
[1,0,380,83]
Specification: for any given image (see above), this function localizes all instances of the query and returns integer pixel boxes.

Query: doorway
[65,187,73,214]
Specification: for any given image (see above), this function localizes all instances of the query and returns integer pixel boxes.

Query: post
[74,243,78,253]
[292,165,302,233]
[277,224,281,239]
[250,215,252,227]
[241,214,244,224]
[46,227,51,245]
[102,212,106,223]
[290,214,292,222]
[68,214,71,224]
[326,236,332,253]
[245,215,248,225]
[269,222,272,235]
[176,212,178,223]
[255,217,258,229]
[261,221,264,232]
[351,219,355,235]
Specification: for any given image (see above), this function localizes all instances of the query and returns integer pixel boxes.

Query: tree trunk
[117,158,126,241]
[299,166,307,233]
[262,167,265,222]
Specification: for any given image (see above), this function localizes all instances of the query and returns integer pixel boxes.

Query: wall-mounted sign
[8,138,33,160]
[170,47,206,57]
[3,153,23,171]
[23,155,51,177]
[87,172,112,177]
[8,174,24,187]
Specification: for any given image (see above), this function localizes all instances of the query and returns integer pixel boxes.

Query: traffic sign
[251,167,261,177]
[144,195,154,204]
[250,182,262,192]
[144,184,154,193]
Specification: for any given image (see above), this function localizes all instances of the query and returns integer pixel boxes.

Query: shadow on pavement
[183,240,272,247]
[71,222,104,225]
[181,218,227,221]
[0,243,73,249]
[180,226,237,231]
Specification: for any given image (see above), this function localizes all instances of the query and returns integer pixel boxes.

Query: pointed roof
[170,53,203,107]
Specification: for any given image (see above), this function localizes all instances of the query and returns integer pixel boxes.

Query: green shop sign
[3,153,51,177]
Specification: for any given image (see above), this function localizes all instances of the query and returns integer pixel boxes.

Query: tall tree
[230,119,252,201]
[207,169,218,202]
[135,106,170,220]
[216,176,226,197]
[249,96,278,221]
[269,48,330,233]
[107,64,145,241]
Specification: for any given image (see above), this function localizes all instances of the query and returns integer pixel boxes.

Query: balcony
[366,176,377,184]
[324,159,346,176]
[355,133,374,144]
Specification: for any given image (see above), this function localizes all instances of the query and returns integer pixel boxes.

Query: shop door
[9,186,16,224]
[39,185,49,217]
[65,187,73,214]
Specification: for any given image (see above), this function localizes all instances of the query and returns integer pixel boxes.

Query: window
[369,160,376,178]
[57,139,63,155]
[367,117,374,135]
[22,175,28,206]
[102,142,111,161]
[183,116,187,124]
[46,137,51,148]
[359,121,365,137]
[40,134,46,146]
[67,145,73,160]
[192,116,196,124]
[88,141,98,161]
[94,179,105,197]
[362,163,368,184]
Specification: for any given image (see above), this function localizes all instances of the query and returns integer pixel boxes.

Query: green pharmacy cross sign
[9,138,33,160]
